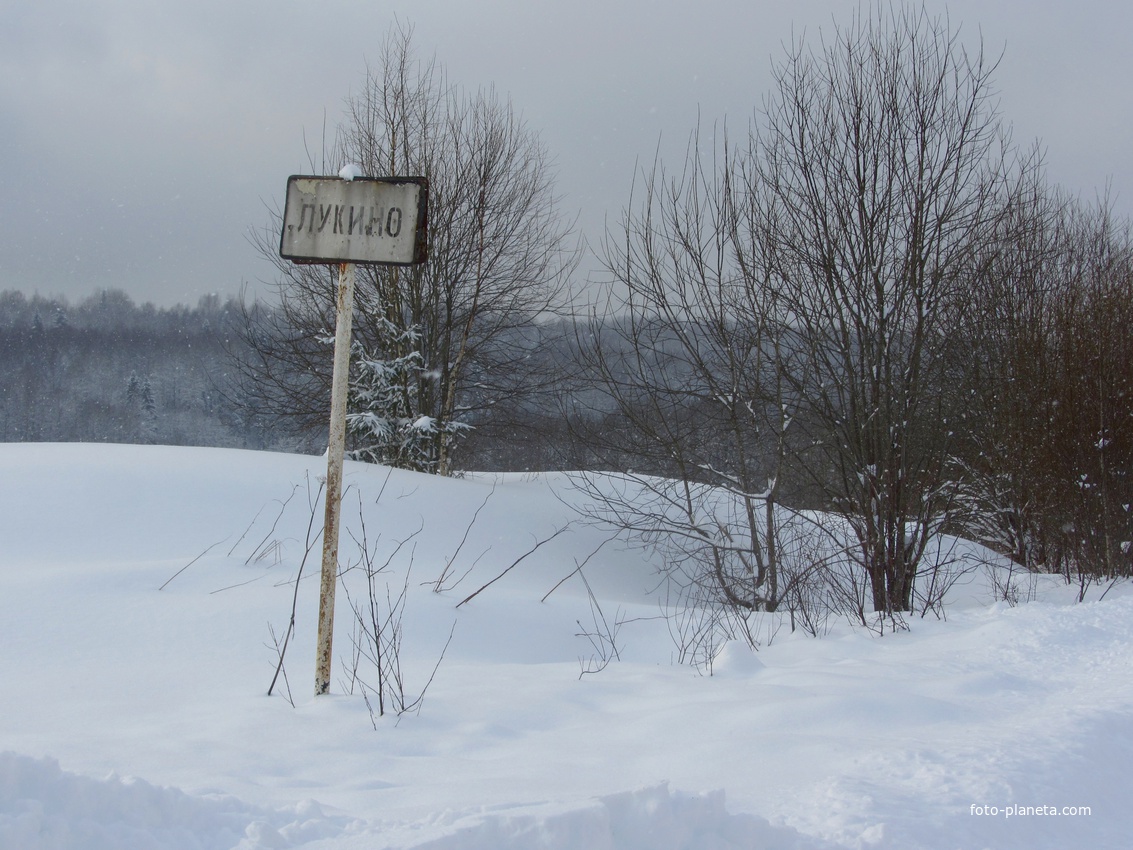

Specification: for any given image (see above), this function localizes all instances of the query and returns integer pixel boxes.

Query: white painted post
[315,261,356,696]
[278,170,426,697]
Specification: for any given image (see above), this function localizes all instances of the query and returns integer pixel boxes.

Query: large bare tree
[585,4,1028,620]
[752,5,1021,613]
[239,24,576,474]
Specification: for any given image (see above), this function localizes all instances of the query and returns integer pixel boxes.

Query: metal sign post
[279,172,428,697]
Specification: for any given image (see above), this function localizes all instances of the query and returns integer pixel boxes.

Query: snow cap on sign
[338,163,364,181]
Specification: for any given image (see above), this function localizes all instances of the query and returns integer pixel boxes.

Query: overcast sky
[3,0,1132,307]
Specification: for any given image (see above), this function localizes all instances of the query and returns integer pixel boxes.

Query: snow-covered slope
[1,443,1131,848]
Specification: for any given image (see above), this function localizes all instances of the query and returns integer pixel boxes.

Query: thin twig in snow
[456,525,571,608]
[160,538,227,591]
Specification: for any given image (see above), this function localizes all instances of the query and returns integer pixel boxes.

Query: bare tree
[959,189,1133,580]
[1048,204,1133,580]
[751,4,1021,613]
[949,174,1069,571]
[572,125,809,620]
[578,4,1032,621]
[238,24,576,474]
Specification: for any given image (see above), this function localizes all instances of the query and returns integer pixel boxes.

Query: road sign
[276,170,428,696]
[279,175,428,265]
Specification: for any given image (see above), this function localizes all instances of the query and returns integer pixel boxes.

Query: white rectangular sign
[279,175,428,265]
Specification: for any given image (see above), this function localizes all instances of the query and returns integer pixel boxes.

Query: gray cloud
[2,0,1131,306]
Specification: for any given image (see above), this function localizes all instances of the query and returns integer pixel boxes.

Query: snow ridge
[1,754,827,850]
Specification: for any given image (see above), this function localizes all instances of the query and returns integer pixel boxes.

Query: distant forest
[0,288,579,470]
[0,290,297,452]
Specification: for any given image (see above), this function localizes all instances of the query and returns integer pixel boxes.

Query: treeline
[0,287,586,467]
[0,290,296,450]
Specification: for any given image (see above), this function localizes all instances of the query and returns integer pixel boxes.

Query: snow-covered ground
[2,443,1131,849]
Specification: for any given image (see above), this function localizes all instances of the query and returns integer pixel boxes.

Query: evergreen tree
[346,321,471,472]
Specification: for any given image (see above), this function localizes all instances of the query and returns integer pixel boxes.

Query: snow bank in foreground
[0,752,359,850]
[387,783,824,850]
[0,753,822,850]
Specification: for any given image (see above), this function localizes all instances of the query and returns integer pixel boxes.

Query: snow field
[2,443,1132,848]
